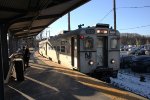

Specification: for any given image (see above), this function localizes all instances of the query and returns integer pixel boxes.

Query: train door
[71,37,78,69]
[74,38,78,68]
[71,37,74,66]
[96,37,107,67]
[45,42,47,56]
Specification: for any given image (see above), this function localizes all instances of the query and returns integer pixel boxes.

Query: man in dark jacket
[24,46,30,69]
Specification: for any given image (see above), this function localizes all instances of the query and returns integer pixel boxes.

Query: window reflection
[84,37,93,49]
[111,38,117,49]
[97,38,103,48]
[61,46,65,52]
[57,46,60,51]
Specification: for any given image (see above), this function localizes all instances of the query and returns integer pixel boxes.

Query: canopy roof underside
[0,0,89,38]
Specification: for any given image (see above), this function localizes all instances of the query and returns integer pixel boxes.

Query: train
[39,24,120,78]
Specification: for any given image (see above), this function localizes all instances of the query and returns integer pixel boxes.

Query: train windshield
[84,37,93,49]
[110,38,118,49]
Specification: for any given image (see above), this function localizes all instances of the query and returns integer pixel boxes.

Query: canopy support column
[0,24,5,100]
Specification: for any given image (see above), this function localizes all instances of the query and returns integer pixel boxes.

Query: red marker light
[80,35,84,39]
[117,37,120,40]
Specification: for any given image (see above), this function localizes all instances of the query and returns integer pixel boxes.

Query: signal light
[79,35,84,39]
[96,30,101,33]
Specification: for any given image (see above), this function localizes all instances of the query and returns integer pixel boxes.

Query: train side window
[84,37,94,49]
[110,38,118,49]
[61,46,65,52]
[53,46,56,50]
[57,46,60,52]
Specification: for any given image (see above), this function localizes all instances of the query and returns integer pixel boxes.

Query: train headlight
[111,59,115,64]
[89,60,94,65]
[103,30,108,34]
[96,30,101,33]
[96,29,108,34]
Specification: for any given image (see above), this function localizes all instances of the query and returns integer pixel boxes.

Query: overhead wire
[99,5,150,22]
[118,6,150,30]
[99,5,150,30]
[119,25,150,30]
[117,6,150,9]
[99,9,113,22]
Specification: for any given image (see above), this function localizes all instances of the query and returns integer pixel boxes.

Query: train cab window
[61,46,65,52]
[110,38,118,49]
[54,46,56,50]
[97,38,103,48]
[57,46,60,52]
[84,37,94,49]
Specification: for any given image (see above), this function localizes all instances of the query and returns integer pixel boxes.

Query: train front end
[78,24,120,78]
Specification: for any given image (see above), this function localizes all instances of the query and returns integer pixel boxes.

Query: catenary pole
[113,0,116,31]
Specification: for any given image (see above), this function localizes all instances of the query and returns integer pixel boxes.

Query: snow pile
[110,71,150,99]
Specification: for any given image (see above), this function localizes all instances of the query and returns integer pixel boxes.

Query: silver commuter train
[39,24,120,78]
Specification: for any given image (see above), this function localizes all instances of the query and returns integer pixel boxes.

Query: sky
[40,0,150,38]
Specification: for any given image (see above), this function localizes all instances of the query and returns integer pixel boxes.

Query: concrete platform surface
[4,51,148,100]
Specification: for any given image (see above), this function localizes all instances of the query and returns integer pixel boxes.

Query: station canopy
[0,0,89,38]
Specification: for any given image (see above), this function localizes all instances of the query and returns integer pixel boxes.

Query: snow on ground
[110,69,150,99]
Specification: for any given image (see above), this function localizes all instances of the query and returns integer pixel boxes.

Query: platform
[4,51,148,100]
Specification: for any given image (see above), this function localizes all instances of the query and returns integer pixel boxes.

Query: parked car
[136,49,146,55]
[128,47,139,55]
[120,55,135,69]
[131,55,150,73]
[145,50,150,55]
[145,44,150,55]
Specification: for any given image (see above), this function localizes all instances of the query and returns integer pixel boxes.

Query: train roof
[50,26,120,39]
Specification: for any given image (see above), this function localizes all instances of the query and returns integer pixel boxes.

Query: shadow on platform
[4,52,148,100]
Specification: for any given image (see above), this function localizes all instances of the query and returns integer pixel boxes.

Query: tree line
[120,33,150,45]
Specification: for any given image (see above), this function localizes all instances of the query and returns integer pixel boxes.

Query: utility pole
[68,12,70,31]
[113,0,116,32]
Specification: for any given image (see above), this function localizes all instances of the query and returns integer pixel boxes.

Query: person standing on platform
[24,46,31,69]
